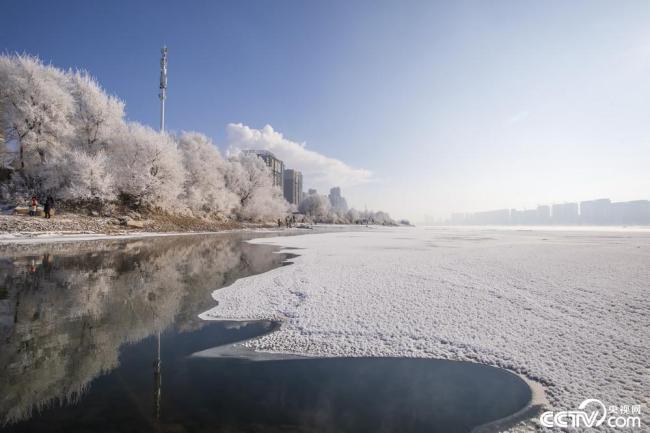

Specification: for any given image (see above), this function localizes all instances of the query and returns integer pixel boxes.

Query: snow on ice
[201,226,650,428]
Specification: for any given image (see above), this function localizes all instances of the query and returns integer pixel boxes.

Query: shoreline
[0,228,276,245]
[0,213,370,245]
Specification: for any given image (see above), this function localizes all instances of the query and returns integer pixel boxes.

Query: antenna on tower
[159,46,168,132]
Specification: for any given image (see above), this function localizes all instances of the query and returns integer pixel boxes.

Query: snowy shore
[201,226,650,431]
[0,213,293,244]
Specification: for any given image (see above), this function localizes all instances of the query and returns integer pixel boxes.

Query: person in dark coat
[44,196,54,219]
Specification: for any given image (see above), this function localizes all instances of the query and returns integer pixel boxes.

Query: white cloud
[225,123,372,192]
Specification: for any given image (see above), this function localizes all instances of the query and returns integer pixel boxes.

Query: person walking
[30,196,38,216]
[44,196,54,219]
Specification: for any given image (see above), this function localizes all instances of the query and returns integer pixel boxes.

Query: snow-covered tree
[0,55,73,171]
[299,194,331,221]
[67,71,125,155]
[346,208,361,223]
[59,151,114,202]
[109,123,184,210]
[177,132,238,215]
[225,153,288,221]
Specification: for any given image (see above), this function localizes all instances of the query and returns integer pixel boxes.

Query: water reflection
[0,234,291,426]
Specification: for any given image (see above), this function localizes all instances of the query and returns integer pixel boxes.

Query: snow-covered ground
[201,226,650,430]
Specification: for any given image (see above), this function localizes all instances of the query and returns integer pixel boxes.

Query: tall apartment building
[283,169,303,206]
[551,202,579,224]
[328,187,348,213]
[243,150,284,188]
[610,200,650,225]
[580,198,612,224]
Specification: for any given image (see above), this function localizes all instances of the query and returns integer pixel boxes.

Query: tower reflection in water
[0,233,289,427]
[153,331,161,423]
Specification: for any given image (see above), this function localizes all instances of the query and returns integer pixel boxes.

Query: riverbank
[0,212,318,244]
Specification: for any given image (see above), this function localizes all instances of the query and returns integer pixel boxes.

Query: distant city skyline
[447,197,650,225]
[3,1,650,221]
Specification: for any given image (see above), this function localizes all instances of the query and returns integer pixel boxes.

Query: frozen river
[203,226,650,431]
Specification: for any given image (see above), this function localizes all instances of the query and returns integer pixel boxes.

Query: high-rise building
[308,189,317,195]
[328,187,348,213]
[580,198,612,224]
[610,200,650,225]
[283,169,303,206]
[465,209,510,225]
[243,150,284,188]
[551,202,579,224]
[536,205,551,224]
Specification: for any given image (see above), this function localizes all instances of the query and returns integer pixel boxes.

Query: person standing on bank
[30,196,38,216]
[44,196,54,219]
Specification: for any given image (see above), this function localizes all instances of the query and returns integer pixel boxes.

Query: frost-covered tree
[177,132,238,215]
[109,123,184,210]
[225,153,288,221]
[67,71,125,155]
[59,151,114,202]
[346,208,361,223]
[0,55,73,170]
[299,194,331,221]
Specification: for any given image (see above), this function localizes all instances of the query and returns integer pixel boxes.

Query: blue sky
[3,0,650,221]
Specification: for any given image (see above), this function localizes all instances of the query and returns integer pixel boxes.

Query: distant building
[536,205,551,224]
[510,209,523,224]
[283,169,303,206]
[580,198,612,224]
[243,150,284,188]
[552,202,579,224]
[509,208,541,225]
[451,198,650,226]
[465,209,510,225]
[610,200,650,225]
[450,213,466,225]
[521,209,538,225]
[328,187,348,213]
[308,188,317,195]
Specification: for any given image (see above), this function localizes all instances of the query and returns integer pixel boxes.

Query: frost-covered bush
[109,123,184,210]
[0,55,74,170]
[0,55,75,197]
[59,151,114,202]
[225,153,289,221]
[177,132,238,216]
[299,194,331,221]
[67,71,125,155]
[346,208,361,223]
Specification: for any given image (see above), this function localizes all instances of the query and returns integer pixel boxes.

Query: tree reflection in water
[0,234,290,426]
